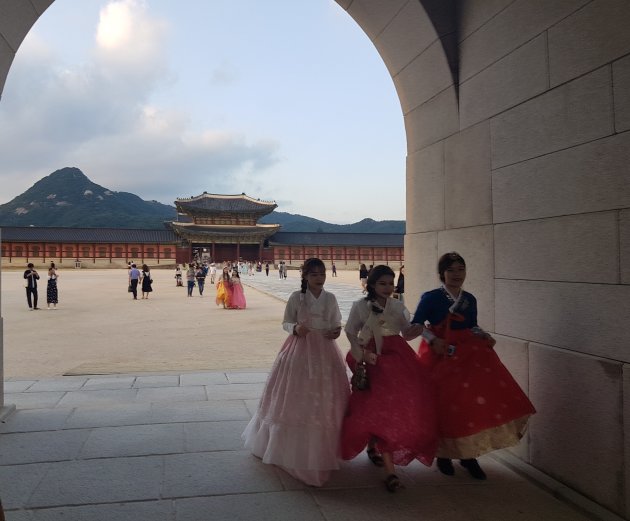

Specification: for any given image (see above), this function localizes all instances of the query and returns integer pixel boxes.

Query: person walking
[341,265,438,492]
[243,258,349,486]
[332,263,337,277]
[128,263,141,300]
[265,262,270,276]
[47,262,59,309]
[195,264,206,296]
[359,263,369,294]
[411,252,536,480]
[141,264,153,299]
[394,265,405,304]
[209,263,217,284]
[228,271,247,309]
[24,263,40,310]
[175,265,183,287]
[186,264,196,297]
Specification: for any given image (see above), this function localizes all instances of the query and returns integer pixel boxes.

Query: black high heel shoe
[367,448,384,467]
[437,457,455,476]
[460,458,487,480]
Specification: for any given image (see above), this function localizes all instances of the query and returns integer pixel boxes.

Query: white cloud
[0,0,280,206]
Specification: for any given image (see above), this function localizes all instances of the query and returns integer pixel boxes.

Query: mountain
[0,167,405,233]
[259,212,405,234]
[0,167,177,229]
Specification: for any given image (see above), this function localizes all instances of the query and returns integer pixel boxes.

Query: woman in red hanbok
[412,252,536,480]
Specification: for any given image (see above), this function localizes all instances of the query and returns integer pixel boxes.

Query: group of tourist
[23,262,59,310]
[243,254,536,492]
[127,263,153,300]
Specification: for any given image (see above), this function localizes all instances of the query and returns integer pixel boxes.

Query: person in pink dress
[242,258,350,486]
[341,265,439,492]
[228,271,247,309]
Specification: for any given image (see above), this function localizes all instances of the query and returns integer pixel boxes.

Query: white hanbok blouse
[282,289,342,335]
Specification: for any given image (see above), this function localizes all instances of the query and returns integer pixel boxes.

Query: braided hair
[365,265,395,302]
[300,258,326,293]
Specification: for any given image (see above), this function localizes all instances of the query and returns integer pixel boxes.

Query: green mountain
[0,167,177,229]
[0,167,405,233]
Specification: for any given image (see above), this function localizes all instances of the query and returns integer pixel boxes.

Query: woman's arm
[345,301,367,362]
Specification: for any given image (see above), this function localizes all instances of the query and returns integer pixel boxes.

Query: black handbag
[127,284,133,292]
[351,361,369,391]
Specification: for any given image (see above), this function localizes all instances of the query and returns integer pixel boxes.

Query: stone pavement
[0,269,614,520]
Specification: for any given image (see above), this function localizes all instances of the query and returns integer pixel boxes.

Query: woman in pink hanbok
[242,258,350,486]
[228,271,247,309]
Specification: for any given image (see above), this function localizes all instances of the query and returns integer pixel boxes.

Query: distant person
[216,267,232,308]
[332,263,337,277]
[141,264,153,299]
[175,265,183,287]
[283,262,288,279]
[394,265,405,304]
[186,264,196,297]
[359,263,369,294]
[195,264,206,296]
[24,263,40,310]
[265,262,270,276]
[128,263,141,300]
[228,271,247,309]
[278,261,284,279]
[47,262,59,309]
[209,263,217,284]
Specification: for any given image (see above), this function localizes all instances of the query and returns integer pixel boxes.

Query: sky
[0,0,407,223]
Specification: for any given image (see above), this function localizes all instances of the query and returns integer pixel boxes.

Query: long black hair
[300,258,326,293]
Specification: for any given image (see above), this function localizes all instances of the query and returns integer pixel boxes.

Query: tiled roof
[170,224,279,234]
[0,227,178,244]
[268,232,404,247]
[175,193,277,214]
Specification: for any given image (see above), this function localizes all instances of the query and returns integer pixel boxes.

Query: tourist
[47,262,59,309]
[359,263,369,294]
[265,262,270,276]
[140,264,153,299]
[128,263,141,300]
[209,262,217,284]
[282,261,288,279]
[411,252,536,480]
[215,267,231,308]
[341,265,438,492]
[394,265,405,304]
[242,258,349,486]
[24,263,40,310]
[186,264,196,297]
[228,270,247,309]
[278,261,283,279]
[175,265,183,287]
[195,264,206,296]
[332,263,337,277]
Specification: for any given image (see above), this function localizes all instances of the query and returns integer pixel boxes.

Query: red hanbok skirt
[341,335,438,466]
[419,325,536,458]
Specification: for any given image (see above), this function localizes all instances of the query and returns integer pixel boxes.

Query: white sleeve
[344,301,365,362]
[328,293,342,328]
[282,292,300,334]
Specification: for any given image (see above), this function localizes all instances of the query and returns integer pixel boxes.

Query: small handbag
[127,284,133,292]
[351,361,370,391]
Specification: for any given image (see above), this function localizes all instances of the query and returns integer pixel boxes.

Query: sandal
[384,474,404,493]
[367,448,384,467]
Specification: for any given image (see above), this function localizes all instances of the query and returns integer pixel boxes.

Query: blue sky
[0,0,406,223]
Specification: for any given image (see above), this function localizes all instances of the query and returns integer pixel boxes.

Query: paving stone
[4,381,36,393]
[26,378,87,392]
[0,462,50,510]
[0,408,72,433]
[205,383,265,401]
[81,376,136,390]
[150,400,251,423]
[5,511,33,520]
[243,399,259,418]
[64,403,154,429]
[4,392,64,410]
[183,420,249,452]
[135,386,206,403]
[179,372,228,386]
[225,372,269,384]
[133,375,180,388]
[55,389,138,408]
[0,429,89,464]
[162,451,283,498]
[27,456,163,508]
[80,423,184,458]
[27,500,175,521]
[174,491,325,521]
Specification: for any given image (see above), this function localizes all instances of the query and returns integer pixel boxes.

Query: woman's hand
[294,324,310,337]
[324,326,342,339]
[363,351,378,365]
[403,323,424,340]
[429,338,448,355]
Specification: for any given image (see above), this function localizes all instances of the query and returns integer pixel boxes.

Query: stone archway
[2,1,630,517]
